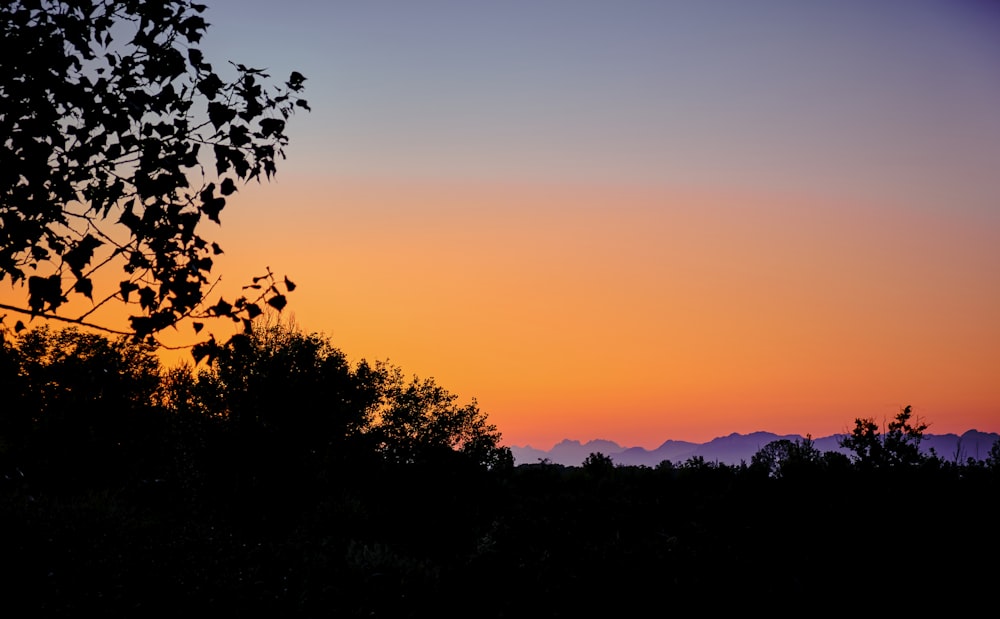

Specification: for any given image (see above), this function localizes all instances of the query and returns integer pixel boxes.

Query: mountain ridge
[509,429,1000,467]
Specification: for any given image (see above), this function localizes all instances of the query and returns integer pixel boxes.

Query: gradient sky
[8,1,1000,448]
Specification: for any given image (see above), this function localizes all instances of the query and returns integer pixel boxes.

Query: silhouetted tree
[986,439,1000,473]
[371,363,510,469]
[840,405,929,469]
[156,315,511,502]
[0,325,166,487]
[881,405,928,466]
[582,451,616,478]
[1,0,307,342]
[750,436,822,479]
[204,317,374,441]
[839,417,883,469]
[819,449,852,473]
[166,316,382,505]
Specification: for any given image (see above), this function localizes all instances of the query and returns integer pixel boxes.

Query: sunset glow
[5,0,999,448]
[201,179,999,448]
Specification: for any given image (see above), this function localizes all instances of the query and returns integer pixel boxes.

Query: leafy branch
[1,0,309,351]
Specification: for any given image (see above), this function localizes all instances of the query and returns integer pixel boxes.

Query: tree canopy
[0,320,511,481]
[1,0,308,343]
[839,405,929,469]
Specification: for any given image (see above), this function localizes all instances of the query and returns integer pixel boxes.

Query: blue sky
[202,0,1000,202]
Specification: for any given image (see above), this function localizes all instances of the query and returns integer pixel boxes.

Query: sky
[7,0,1000,448]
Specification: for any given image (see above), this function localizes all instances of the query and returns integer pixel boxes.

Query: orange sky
[143,175,996,449]
[6,176,998,449]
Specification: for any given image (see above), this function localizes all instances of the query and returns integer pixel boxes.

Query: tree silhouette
[191,316,380,497]
[750,436,822,479]
[881,404,929,466]
[0,325,167,488]
[370,362,510,469]
[581,451,615,478]
[986,439,1000,472]
[1,0,307,342]
[839,405,929,469]
[152,315,512,506]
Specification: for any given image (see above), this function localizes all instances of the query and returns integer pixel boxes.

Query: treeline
[0,321,511,493]
[0,322,512,615]
[1,324,998,616]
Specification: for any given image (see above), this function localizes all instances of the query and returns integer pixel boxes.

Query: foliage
[0,325,166,486]
[369,362,511,469]
[1,0,307,341]
[750,435,822,478]
[986,439,1000,472]
[839,417,882,467]
[882,404,929,466]
[0,321,511,513]
[839,405,929,469]
[201,316,374,440]
[162,317,510,473]
[581,451,615,477]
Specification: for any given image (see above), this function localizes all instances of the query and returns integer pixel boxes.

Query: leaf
[73,277,94,299]
[267,294,287,311]
[287,71,306,89]
[229,123,250,147]
[212,298,233,317]
[120,280,140,302]
[187,47,204,68]
[284,276,296,291]
[191,337,218,365]
[118,205,141,231]
[184,143,201,167]
[220,177,237,195]
[199,184,226,223]
[192,322,204,334]
[197,72,224,100]
[207,101,237,129]
[211,242,224,255]
[63,235,104,276]
[138,286,156,310]
[14,321,25,333]
[28,275,63,314]
[180,15,208,41]
[213,144,232,175]
[259,117,285,138]
[230,150,250,177]
[129,315,152,337]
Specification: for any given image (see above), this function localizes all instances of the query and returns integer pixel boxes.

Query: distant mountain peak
[509,430,999,467]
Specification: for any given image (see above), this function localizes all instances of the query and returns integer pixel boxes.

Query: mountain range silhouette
[510,429,1000,467]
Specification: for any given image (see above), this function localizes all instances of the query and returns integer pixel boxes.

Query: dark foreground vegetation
[2,323,998,616]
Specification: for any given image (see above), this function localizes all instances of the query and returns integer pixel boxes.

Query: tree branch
[0,302,132,337]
